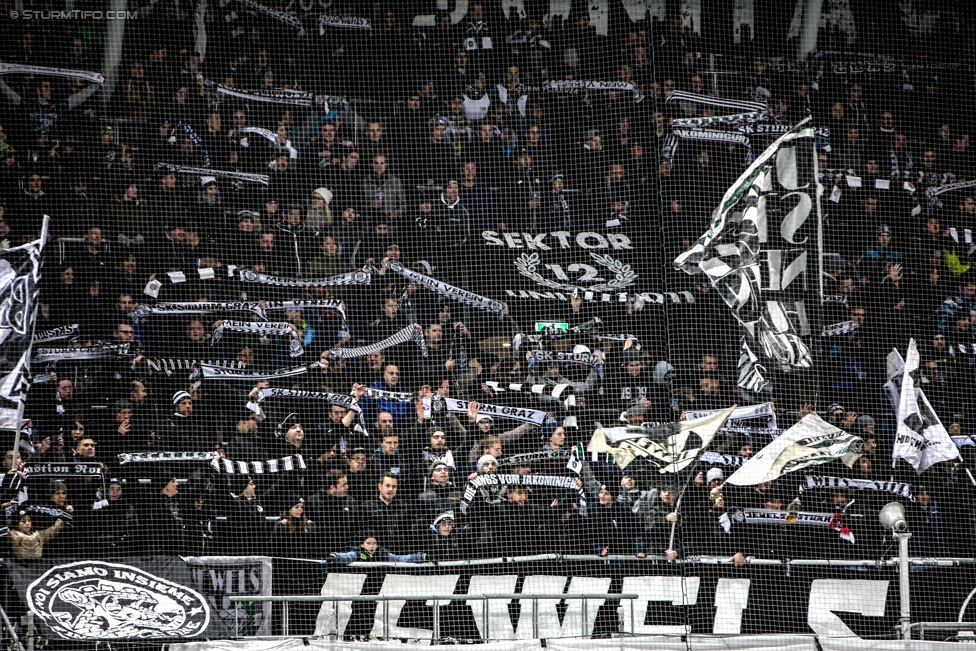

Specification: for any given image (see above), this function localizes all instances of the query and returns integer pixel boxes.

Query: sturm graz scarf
[432,397,546,426]
[327,324,427,359]
[460,474,587,515]
[672,111,767,128]
[15,504,73,525]
[700,451,748,467]
[822,321,857,337]
[156,162,269,186]
[32,343,129,364]
[202,78,314,107]
[483,381,577,431]
[32,324,78,343]
[237,0,304,37]
[118,451,216,464]
[544,80,644,102]
[495,448,572,469]
[246,387,361,414]
[527,350,602,368]
[239,268,370,288]
[180,119,211,169]
[799,475,915,501]
[0,63,104,85]
[147,358,243,375]
[673,128,752,149]
[319,14,371,31]
[362,387,413,402]
[211,454,306,474]
[211,320,304,357]
[386,261,506,315]
[200,363,312,381]
[132,301,267,321]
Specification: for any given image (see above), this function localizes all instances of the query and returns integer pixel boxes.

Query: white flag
[588,406,735,471]
[725,414,862,486]
[892,339,960,473]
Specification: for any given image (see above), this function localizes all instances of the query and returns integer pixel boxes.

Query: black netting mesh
[0,1,974,647]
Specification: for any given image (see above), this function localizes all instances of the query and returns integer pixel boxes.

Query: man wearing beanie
[153,390,204,451]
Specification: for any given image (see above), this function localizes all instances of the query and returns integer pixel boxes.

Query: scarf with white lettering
[202,79,314,106]
[799,475,915,501]
[156,162,270,186]
[327,324,427,359]
[545,80,643,102]
[236,0,304,37]
[673,127,752,149]
[386,261,506,315]
[180,119,211,169]
[132,301,266,321]
[211,454,306,474]
[362,387,414,402]
[211,320,304,357]
[928,179,976,212]
[24,462,102,478]
[246,387,361,414]
[527,350,602,368]
[496,448,572,469]
[432,397,546,426]
[32,343,129,364]
[16,504,73,525]
[822,321,858,337]
[200,363,312,381]
[460,474,586,515]
[239,268,370,288]
[0,63,104,85]
[722,507,855,543]
[685,403,778,429]
[481,380,577,432]
[118,451,216,464]
[32,324,79,343]
[318,13,370,31]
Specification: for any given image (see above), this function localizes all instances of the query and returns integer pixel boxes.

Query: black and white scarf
[362,387,413,402]
[0,63,104,85]
[667,90,767,114]
[432,397,546,426]
[236,0,304,37]
[822,321,858,337]
[211,320,304,357]
[318,14,371,31]
[672,111,767,128]
[245,387,361,414]
[180,119,211,169]
[673,127,752,149]
[327,324,427,359]
[723,508,855,544]
[23,462,102,478]
[155,162,270,186]
[386,261,506,315]
[685,403,778,429]
[799,475,914,501]
[700,451,748,467]
[211,454,306,474]
[527,350,602,368]
[239,268,370,288]
[16,504,73,525]
[495,448,571,469]
[147,358,243,375]
[460,474,586,515]
[927,179,976,212]
[32,324,79,343]
[133,301,267,321]
[203,79,314,106]
[544,80,644,102]
[118,451,216,464]
[32,343,130,364]
[481,381,577,432]
[200,363,312,381]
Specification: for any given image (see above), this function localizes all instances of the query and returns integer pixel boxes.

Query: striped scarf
[211,454,307,474]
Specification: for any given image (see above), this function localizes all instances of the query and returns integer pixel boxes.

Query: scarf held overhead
[211,455,307,474]
[245,387,361,414]
[432,397,546,426]
[211,320,304,357]
[460,474,586,515]
[0,63,104,85]
[386,261,506,315]
[236,0,304,37]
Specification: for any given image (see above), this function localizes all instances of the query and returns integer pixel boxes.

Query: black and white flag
[675,119,819,392]
[588,407,735,471]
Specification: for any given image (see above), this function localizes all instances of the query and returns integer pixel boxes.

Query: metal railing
[230,592,639,640]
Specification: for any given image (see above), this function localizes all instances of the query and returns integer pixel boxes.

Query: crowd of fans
[0,2,975,566]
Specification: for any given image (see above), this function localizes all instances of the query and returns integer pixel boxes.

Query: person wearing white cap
[306,187,333,234]
[153,390,202,450]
